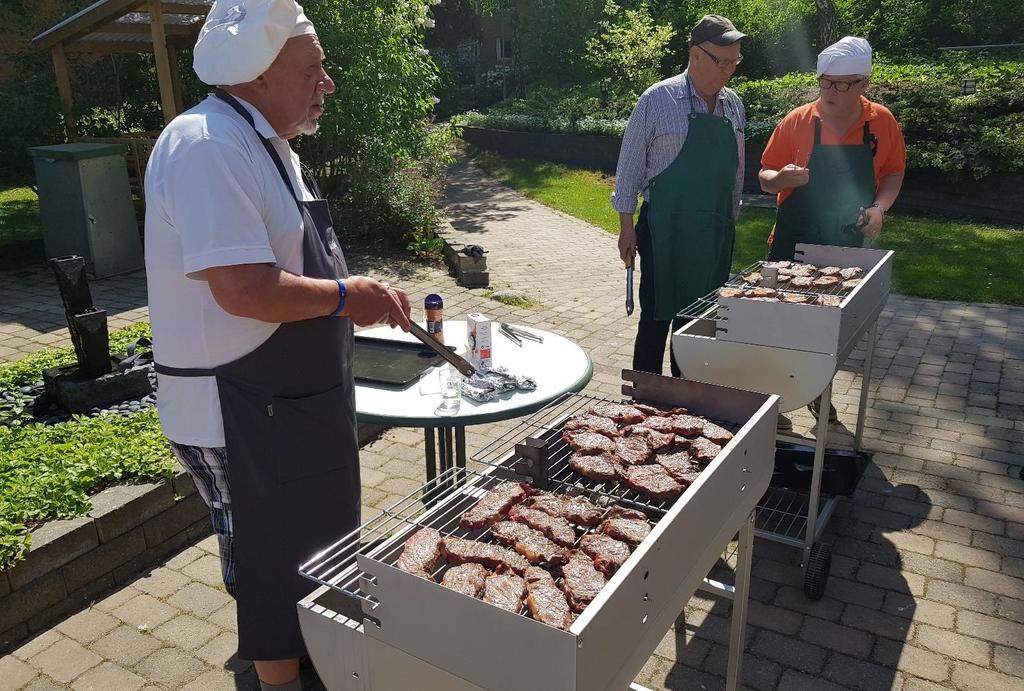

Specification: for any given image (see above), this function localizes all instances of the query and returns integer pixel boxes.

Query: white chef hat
[193,0,317,86]
[816,36,872,78]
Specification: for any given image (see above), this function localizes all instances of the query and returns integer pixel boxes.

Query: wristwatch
[869,202,887,217]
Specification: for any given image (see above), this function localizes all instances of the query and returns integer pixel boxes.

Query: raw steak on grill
[587,402,646,424]
[615,435,654,465]
[600,516,652,546]
[490,521,568,565]
[655,450,700,486]
[632,402,684,417]
[701,421,733,445]
[524,493,604,527]
[459,481,530,530]
[525,566,574,630]
[441,563,488,598]
[624,425,674,452]
[561,550,607,613]
[441,537,529,575]
[483,570,528,612]
[569,452,621,482]
[580,533,631,576]
[562,414,623,439]
[839,267,864,280]
[395,527,443,580]
[563,430,616,455]
[671,414,706,437]
[685,436,722,465]
[635,415,677,434]
[618,464,685,501]
[509,504,576,547]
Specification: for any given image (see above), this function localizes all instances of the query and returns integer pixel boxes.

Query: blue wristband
[331,278,347,317]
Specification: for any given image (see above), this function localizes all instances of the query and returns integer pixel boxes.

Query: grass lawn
[467,148,1024,305]
[0,186,42,245]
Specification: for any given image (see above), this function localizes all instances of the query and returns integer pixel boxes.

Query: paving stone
[899,552,964,583]
[21,679,65,691]
[915,623,991,666]
[152,613,221,650]
[166,582,232,618]
[27,636,103,684]
[163,546,204,571]
[701,645,780,691]
[89,625,161,667]
[179,553,225,588]
[957,610,1024,647]
[934,541,1002,571]
[111,592,179,631]
[993,644,1024,678]
[131,566,192,598]
[841,603,913,640]
[963,566,1024,599]
[11,629,63,661]
[880,529,936,556]
[951,661,1024,691]
[133,647,206,688]
[195,630,239,667]
[55,608,118,645]
[799,616,874,658]
[180,668,239,691]
[777,668,848,691]
[0,655,38,691]
[824,652,900,690]
[772,585,843,622]
[91,585,140,613]
[70,661,146,691]
[750,630,826,673]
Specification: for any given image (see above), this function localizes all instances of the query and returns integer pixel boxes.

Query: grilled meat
[818,294,843,307]
[523,492,604,527]
[569,451,621,482]
[509,504,576,547]
[608,505,648,521]
[685,436,722,465]
[395,527,443,580]
[790,275,815,288]
[624,425,675,452]
[842,278,861,290]
[615,435,653,465]
[762,260,792,269]
[781,292,815,304]
[719,287,746,299]
[562,414,623,439]
[441,563,488,598]
[483,571,528,612]
[561,550,607,613]
[580,533,631,576]
[587,402,646,424]
[635,415,677,434]
[459,481,531,530]
[744,287,778,299]
[818,266,842,276]
[525,566,574,630]
[742,272,763,285]
[632,402,682,417]
[600,516,652,546]
[655,449,701,486]
[490,521,569,565]
[812,275,841,288]
[618,464,685,501]
[671,414,706,437]
[441,537,529,575]
[791,263,819,275]
[701,421,733,445]
[839,267,864,280]
[562,430,616,455]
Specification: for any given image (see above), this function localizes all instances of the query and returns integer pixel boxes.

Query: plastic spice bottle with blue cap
[424,294,444,344]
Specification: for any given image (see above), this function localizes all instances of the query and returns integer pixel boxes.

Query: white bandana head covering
[193,0,317,86]
[816,36,872,78]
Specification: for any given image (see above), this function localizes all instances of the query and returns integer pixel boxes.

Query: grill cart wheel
[804,542,832,600]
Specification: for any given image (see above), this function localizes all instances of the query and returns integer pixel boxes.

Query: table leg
[424,427,437,485]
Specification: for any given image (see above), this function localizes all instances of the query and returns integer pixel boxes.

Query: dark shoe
[776,413,793,432]
[808,400,838,423]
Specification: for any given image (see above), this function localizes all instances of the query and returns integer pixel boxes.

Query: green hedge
[455,56,1024,180]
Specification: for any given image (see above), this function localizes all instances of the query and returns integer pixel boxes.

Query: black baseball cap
[690,15,746,46]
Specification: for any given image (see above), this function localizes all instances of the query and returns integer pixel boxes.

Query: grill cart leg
[802,380,832,598]
[726,511,755,691]
[424,427,437,484]
[853,320,878,453]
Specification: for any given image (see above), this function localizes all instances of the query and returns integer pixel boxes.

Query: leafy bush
[585,1,675,100]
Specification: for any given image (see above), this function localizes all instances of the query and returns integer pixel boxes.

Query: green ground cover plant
[0,323,174,570]
[468,148,1024,305]
[0,187,41,246]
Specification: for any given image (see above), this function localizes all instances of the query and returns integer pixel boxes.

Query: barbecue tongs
[498,322,544,347]
[625,257,635,316]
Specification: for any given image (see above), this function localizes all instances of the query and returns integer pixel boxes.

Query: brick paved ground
[0,157,1022,690]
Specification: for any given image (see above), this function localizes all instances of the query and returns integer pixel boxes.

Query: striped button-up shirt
[612,71,746,217]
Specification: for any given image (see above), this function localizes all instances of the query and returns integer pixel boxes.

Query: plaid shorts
[170,442,237,597]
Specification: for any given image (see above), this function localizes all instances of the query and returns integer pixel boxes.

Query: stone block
[28,573,115,636]
[88,481,174,543]
[133,647,206,688]
[110,530,190,587]
[142,493,207,548]
[458,269,490,288]
[27,636,103,684]
[171,466,197,499]
[43,362,152,414]
[70,661,146,691]
[0,654,37,689]
[89,624,161,667]
[7,517,98,590]
[0,622,29,656]
[0,572,67,633]
[60,527,145,593]
[0,571,9,598]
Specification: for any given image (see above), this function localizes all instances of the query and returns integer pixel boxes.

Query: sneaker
[808,400,838,423]
[776,413,793,432]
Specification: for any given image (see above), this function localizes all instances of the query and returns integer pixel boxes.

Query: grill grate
[676,259,857,323]
[753,485,827,540]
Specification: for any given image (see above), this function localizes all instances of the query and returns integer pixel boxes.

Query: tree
[585,1,675,99]
[814,0,838,47]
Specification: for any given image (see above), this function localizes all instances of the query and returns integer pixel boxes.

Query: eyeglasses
[818,77,864,92]
[697,44,743,69]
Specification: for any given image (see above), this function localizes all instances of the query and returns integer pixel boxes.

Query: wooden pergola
[32,0,214,139]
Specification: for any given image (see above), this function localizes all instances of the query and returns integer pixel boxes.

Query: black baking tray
[353,335,453,387]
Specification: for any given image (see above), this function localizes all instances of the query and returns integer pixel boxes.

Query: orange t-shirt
[760,97,907,207]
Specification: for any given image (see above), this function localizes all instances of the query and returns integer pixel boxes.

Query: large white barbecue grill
[297,371,779,690]
[673,244,894,597]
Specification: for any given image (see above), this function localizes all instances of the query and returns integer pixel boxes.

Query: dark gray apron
[155,91,360,661]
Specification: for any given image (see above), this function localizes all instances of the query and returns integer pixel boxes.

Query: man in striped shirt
[613,15,747,376]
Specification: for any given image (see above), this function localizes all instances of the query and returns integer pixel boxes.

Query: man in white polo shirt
[144,2,410,688]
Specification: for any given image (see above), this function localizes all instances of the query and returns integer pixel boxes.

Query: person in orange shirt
[759,36,906,262]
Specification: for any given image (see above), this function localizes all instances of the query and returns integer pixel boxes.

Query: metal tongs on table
[498,322,544,347]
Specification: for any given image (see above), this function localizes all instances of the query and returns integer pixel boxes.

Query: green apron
[646,77,739,321]
[769,116,877,261]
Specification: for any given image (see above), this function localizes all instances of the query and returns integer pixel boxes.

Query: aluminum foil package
[458,366,537,402]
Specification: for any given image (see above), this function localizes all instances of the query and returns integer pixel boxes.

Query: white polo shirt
[144,94,314,448]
